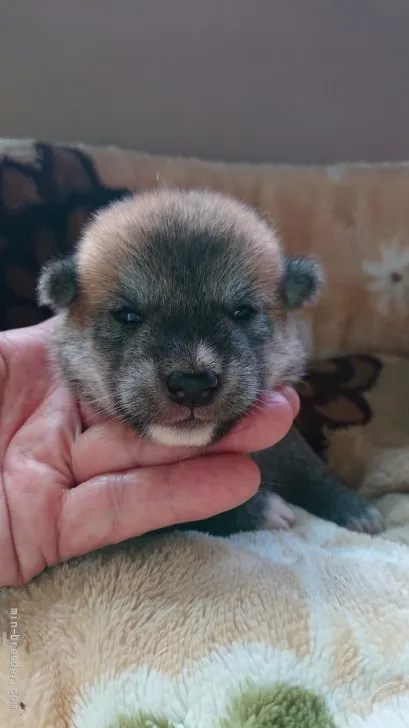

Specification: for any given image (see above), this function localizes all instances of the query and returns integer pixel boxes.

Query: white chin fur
[148,424,216,447]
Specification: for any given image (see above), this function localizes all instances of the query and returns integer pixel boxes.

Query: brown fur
[77,189,285,310]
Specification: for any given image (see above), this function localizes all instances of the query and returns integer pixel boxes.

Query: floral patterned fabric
[0,140,127,330]
[1,140,405,488]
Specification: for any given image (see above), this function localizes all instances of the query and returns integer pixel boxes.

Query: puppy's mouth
[147,403,221,447]
[160,410,216,429]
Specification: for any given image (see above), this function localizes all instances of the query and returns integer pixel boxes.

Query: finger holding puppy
[72,385,299,484]
[57,454,261,562]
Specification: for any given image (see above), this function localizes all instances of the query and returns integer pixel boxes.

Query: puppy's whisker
[85,396,112,407]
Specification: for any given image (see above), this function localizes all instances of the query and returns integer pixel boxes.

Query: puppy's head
[38,190,322,446]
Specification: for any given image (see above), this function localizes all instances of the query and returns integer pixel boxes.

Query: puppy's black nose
[166,370,219,408]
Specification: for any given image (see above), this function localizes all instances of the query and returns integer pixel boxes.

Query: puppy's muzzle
[166,370,219,409]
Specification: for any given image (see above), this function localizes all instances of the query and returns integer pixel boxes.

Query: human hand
[0,320,299,586]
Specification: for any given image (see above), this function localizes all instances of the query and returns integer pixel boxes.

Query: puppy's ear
[37,256,78,312]
[282,256,324,310]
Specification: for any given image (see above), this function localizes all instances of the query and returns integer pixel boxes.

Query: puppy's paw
[263,493,296,531]
[326,490,385,535]
[342,503,385,535]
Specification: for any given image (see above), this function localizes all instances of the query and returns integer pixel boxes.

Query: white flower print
[362,240,409,315]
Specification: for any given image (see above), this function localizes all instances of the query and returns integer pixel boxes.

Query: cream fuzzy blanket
[1,140,409,727]
[1,496,409,727]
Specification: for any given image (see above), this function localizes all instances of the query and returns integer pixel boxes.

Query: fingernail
[263,389,286,406]
[265,386,299,414]
[277,385,295,399]
[278,385,300,415]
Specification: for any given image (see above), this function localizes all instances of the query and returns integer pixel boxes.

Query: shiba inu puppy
[38,189,383,535]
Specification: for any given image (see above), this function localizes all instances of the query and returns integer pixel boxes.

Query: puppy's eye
[231,305,257,321]
[112,308,142,325]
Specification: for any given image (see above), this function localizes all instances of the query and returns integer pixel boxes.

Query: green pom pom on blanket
[220,684,336,727]
[109,683,335,728]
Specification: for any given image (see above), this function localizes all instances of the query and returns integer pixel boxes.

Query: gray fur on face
[38,189,322,446]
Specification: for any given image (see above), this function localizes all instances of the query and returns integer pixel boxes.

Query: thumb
[57,453,260,561]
